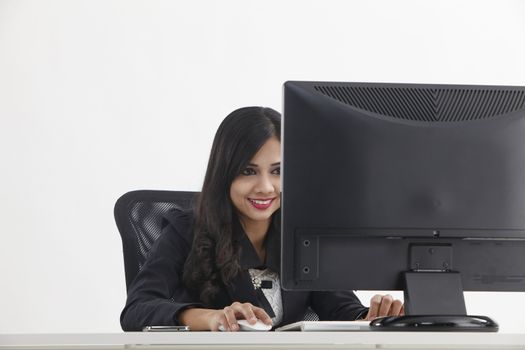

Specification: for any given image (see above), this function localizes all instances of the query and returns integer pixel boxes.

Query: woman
[120,106,403,331]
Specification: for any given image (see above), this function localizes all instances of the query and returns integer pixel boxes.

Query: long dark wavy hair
[183,106,281,304]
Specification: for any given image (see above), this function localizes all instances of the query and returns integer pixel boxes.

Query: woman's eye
[272,167,281,175]
[241,168,256,176]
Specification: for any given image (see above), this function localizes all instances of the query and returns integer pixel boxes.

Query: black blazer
[120,210,368,331]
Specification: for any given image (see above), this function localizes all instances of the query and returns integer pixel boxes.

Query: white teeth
[251,199,271,205]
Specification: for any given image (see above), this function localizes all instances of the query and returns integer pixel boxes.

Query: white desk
[1,332,525,350]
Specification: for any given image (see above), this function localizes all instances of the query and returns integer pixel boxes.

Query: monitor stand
[370,271,498,332]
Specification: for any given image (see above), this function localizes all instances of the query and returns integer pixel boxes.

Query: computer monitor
[281,81,525,331]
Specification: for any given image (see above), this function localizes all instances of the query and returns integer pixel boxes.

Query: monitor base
[369,315,498,332]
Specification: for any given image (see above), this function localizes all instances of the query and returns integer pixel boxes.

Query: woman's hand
[208,302,273,331]
[364,294,404,321]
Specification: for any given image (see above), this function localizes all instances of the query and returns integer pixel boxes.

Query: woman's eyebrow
[247,162,281,167]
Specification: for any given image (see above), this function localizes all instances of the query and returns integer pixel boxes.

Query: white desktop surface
[1,332,525,350]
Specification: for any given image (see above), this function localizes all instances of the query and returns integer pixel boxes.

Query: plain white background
[1,0,525,334]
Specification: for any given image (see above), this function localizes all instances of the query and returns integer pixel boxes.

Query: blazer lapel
[225,223,264,306]
[225,221,282,318]
[224,269,260,306]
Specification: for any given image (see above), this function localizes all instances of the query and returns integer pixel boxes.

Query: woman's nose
[255,174,275,194]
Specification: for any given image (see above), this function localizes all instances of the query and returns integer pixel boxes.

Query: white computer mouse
[219,319,272,331]
[237,319,272,331]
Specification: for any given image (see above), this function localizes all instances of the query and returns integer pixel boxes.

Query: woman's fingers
[366,294,383,320]
[391,299,403,316]
[252,306,273,325]
[220,302,273,331]
[366,294,404,320]
[234,302,272,326]
[225,306,237,331]
[213,313,228,331]
[378,294,393,316]
[236,302,258,324]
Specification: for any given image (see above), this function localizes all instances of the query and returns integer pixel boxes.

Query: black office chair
[114,189,319,320]
[114,190,197,291]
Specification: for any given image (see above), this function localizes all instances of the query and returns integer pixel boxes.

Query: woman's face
[230,136,281,229]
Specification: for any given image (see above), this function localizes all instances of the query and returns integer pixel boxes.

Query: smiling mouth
[248,198,275,210]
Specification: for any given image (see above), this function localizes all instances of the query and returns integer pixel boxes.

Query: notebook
[275,320,371,332]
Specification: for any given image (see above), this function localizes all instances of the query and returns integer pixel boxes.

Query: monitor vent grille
[313,85,525,122]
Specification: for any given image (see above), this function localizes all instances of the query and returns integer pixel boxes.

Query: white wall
[1,0,524,334]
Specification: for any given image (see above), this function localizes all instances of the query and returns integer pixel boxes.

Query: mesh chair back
[114,190,197,291]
